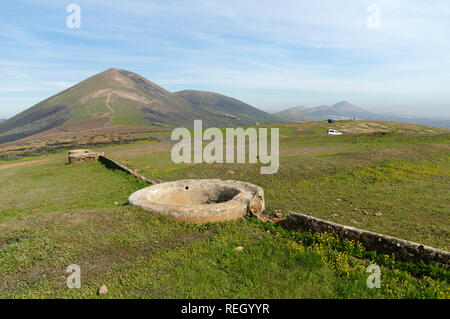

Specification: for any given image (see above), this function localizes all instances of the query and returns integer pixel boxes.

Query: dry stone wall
[285,213,449,267]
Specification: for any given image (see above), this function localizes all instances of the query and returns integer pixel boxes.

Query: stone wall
[285,213,449,267]
[97,155,157,185]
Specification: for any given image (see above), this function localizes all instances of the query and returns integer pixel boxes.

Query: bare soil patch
[0,158,51,171]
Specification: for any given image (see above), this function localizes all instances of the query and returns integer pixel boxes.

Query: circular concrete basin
[128,179,265,224]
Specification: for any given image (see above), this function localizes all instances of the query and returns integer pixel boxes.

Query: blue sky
[0,0,449,118]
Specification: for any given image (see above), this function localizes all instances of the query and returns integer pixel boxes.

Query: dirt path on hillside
[105,93,115,126]
[0,158,51,171]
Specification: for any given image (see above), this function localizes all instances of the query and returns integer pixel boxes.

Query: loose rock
[98,284,108,295]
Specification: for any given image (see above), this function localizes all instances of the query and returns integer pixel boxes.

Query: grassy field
[107,121,450,250]
[0,120,449,298]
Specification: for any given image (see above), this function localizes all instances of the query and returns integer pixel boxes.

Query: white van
[327,129,342,135]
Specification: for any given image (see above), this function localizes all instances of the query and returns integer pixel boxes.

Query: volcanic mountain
[0,68,278,144]
[274,106,314,122]
[175,90,279,125]
[303,101,370,119]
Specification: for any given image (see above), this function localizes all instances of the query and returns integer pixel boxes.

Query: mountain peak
[98,68,122,77]
[331,101,367,113]
[0,69,279,144]
[333,100,351,106]
[274,106,314,122]
[104,67,121,73]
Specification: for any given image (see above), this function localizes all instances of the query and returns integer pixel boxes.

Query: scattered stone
[331,213,339,218]
[235,246,244,251]
[114,201,119,206]
[226,170,236,175]
[374,212,383,217]
[353,208,358,212]
[98,284,108,295]
[350,219,361,225]
[362,210,369,215]
[274,212,283,218]
[257,213,271,222]
[336,198,341,201]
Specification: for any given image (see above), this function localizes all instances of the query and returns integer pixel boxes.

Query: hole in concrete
[146,184,240,206]
[202,187,240,204]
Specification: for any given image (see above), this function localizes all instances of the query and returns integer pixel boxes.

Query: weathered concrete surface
[68,149,104,164]
[285,213,449,267]
[129,179,265,224]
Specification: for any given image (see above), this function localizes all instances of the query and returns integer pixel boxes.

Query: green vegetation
[71,97,110,122]
[109,122,450,250]
[109,97,148,126]
[0,121,449,298]
[0,160,147,222]
[0,208,448,298]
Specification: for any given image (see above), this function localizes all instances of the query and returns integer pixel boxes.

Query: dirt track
[0,158,51,171]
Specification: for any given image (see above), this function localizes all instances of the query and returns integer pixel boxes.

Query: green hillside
[175,90,280,125]
[0,121,448,298]
[0,69,279,144]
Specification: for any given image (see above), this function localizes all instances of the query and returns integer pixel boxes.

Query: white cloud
[0,0,449,117]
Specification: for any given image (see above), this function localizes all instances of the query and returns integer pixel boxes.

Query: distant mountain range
[0,68,280,144]
[275,101,450,129]
[274,106,314,122]
[1,68,448,144]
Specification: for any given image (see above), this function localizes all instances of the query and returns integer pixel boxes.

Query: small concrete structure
[68,149,104,164]
[128,179,265,224]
